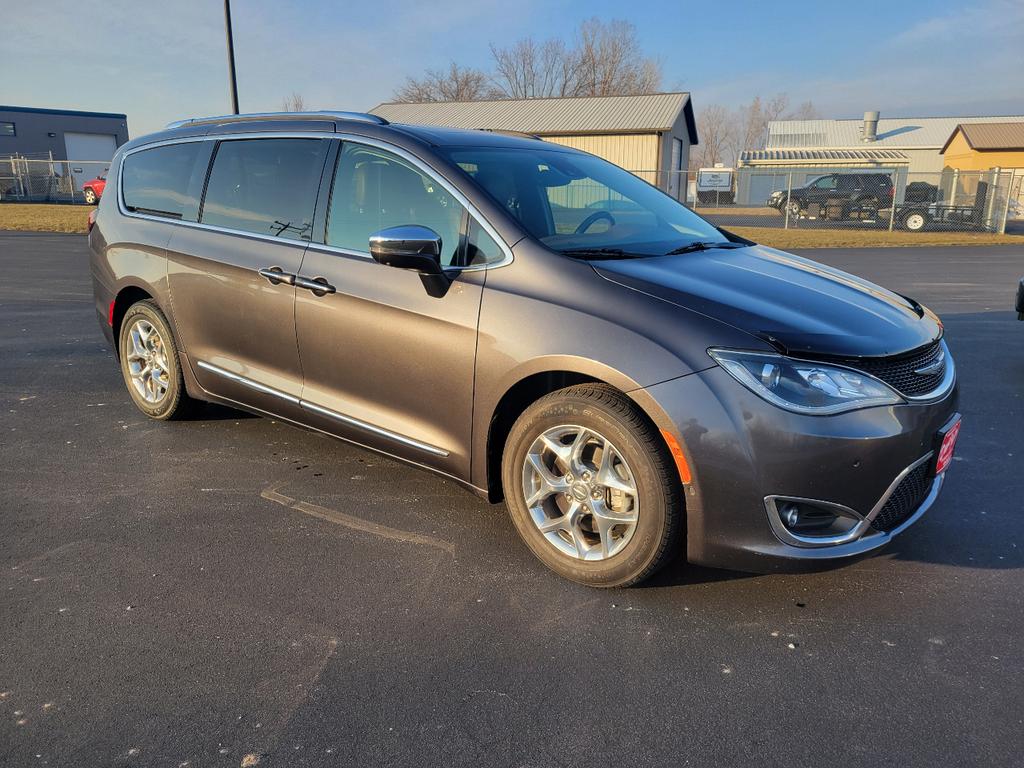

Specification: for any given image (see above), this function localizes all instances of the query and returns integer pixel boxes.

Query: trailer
[695,166,735,205]
[891,180,993,232]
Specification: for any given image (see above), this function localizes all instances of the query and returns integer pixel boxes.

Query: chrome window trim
[765,451,935,549]
[196,360,449,457]
[116,131,514,271]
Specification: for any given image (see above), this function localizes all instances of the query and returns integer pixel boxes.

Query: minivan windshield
[441,146,730,258]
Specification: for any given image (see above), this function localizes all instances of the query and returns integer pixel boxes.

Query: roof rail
[165,111,389,130]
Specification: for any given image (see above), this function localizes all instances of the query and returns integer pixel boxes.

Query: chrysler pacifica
[89,111,960,586]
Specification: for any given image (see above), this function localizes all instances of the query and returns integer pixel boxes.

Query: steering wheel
[575,210,615,234]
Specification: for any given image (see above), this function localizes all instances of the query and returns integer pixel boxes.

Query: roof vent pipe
[862,110,880,142]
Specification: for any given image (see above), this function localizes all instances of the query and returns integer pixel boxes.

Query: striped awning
[739,148,910,165]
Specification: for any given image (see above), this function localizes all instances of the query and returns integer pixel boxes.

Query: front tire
[118,300,199,420]
[84,188,97,205]
[502,384,683,587]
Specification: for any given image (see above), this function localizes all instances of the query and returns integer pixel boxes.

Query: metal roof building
[372,93,697,199]
[763,111,1024,174]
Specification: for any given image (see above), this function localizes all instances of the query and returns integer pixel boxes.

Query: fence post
[995,169,1011,236]
[997,168,1013,235]
[784,172,793,229]
[888,170,897,232]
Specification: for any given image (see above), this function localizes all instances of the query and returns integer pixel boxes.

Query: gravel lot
[2,233,1022,767]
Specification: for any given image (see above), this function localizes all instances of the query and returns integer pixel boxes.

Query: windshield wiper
[664,241,744,256]
[560,247,646,260]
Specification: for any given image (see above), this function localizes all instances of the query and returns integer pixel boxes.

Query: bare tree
[692,104,735,169]
[733,94,790,158]
[574,18,661,96]
[396,18,660,103]
[392,62,494,102]
[788,100,818,120]
[490,38,581,99]
[728,94,818,160]
[282,92,306,112]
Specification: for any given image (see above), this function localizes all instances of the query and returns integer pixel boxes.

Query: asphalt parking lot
[2,232,1023,767]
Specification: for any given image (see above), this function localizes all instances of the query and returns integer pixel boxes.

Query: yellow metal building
[371,93,698,200]
[941,123,1024,170]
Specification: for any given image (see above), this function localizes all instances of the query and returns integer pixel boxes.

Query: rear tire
[118,300,200,420]
[502,384,683,587]
[84,188,97,205]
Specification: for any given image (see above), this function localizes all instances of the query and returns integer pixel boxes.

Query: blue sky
[2,0,1021,136]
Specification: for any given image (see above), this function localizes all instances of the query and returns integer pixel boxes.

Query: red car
[83,175,106,205]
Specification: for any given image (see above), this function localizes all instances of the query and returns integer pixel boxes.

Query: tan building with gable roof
[371,93,697,200]
[941,123,1024,171]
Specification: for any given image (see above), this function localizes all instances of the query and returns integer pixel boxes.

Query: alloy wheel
[124,318,170,404]
[521,424,639,561]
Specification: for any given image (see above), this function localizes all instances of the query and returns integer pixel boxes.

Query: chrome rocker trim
[195,360,449,457]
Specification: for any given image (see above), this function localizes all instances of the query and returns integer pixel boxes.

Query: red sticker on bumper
[935,418,961,475]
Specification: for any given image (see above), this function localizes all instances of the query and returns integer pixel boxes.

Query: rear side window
[121,142,203,219]
[201,138,326,240]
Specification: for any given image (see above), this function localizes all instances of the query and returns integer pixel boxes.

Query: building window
[0,122,15,137]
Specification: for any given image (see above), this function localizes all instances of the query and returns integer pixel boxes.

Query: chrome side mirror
[369,225,443,275]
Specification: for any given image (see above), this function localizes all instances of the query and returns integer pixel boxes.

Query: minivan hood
[593,245,941,358]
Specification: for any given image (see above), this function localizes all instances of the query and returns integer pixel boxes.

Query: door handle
[258,266,296,286]
[295,275,336,297]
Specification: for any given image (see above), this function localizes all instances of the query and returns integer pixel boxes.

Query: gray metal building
[761,111,1024,175]
[0,105,129,194]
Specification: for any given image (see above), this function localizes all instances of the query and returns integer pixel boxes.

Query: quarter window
[327,143,466,266]
[201,138,326,240]
[121,141,203,219]
[466,218,503,266]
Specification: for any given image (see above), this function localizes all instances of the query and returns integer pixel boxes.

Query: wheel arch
[110,284,157,358]
[481,367,679,503]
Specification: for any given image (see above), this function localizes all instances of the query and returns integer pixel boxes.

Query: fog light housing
[765,496,868,547]
[779,501,838,532]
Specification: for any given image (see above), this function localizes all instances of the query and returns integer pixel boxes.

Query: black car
[769,173,894,216]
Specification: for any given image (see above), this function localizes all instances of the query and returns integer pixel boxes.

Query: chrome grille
[870,462,932,533]
[853,341,946,398]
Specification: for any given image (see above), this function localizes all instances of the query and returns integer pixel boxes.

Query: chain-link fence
[633,166,1021,236]
[0,155,112,204]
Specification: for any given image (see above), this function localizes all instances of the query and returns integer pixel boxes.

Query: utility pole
[224,0,240,114]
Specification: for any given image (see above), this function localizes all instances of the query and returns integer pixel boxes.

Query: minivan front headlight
[708,348,903,415]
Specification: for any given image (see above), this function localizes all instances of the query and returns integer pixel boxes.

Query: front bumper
[640,364,959,573]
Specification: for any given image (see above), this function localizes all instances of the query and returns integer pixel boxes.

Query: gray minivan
[89,111,960,586]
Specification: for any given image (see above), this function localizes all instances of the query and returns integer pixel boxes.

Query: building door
[63,132,117,194]
[669,138,683,200]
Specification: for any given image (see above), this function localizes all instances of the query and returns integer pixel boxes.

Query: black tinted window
[466,218,504,266]
[201,138,326,240]
[121,142,202,219]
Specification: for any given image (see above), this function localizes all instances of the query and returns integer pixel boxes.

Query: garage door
[64,132,117,194]
[748,173,790,206]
